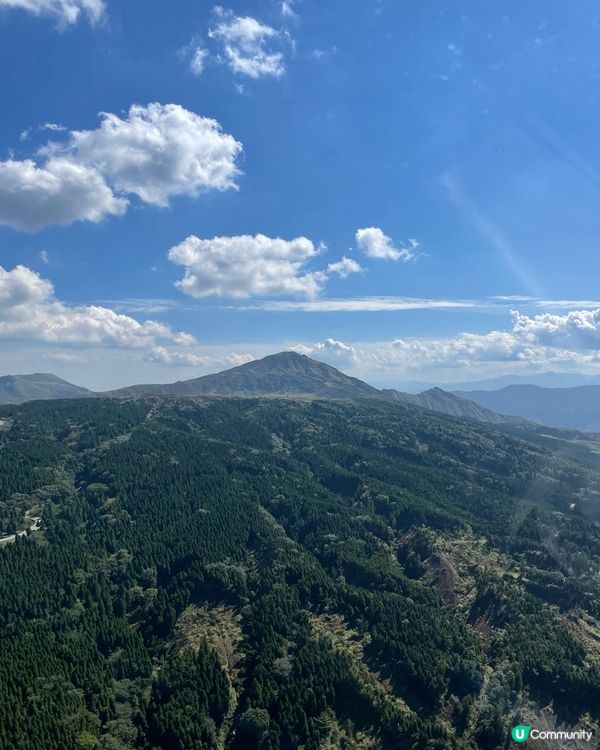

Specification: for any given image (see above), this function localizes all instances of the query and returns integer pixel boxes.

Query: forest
[0,395,599,749]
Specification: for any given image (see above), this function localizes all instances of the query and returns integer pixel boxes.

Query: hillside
[0,395,600,748]
[457,384,600,431]
[0,373,90,404]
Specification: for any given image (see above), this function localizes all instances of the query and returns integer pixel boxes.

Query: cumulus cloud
[0,103,242,231]
[168,233,328,299]
[0,157,127,231]
[355,227,417,261]
[208,9,288,78]
[56,103,242,206]
[286,306,600,383]
[327,256,362,278]
[386,332,524,368]
[330,307,600,378]
[0,0,105,25]
[0,264,195,350]
[312,338,357,360]
[512,308,600,350]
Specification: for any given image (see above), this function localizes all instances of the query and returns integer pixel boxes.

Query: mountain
[0,355,528,428]
[0,373,90,404]
[103,352,524,427]
[457,384,600,431]
[103,351,383,400]
[1,395,600,748]
[383,386,528,425]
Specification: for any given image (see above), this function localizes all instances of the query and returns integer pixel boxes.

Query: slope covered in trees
[0,396,599,749]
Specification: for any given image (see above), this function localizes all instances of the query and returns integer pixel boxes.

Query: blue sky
[2,0,600,389]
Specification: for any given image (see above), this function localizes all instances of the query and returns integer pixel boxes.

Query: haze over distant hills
[378,371,600,393]
[447,371,600,391]
[0,373,90,404]
[458,384,600,432]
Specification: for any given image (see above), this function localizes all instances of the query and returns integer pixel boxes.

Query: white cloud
[257,297,475,312]
[0,103,242,231]
[319,307,600,379]
[387,331,524,368]
[534,299,600,309]
[41,122,66,132]
[39,250,49,264]
[168,233,327,299]
[0,0,105,25]
[209,9,287,78]
[58,102,242,206]
[313,338,356,359]
[279,0,297,18]
[146,346,208,367]
[0,158,127,231]
[355,227,417,261]
[512,308,600,349]
[146,346,254,368]
[0,264,195,350]
[327,256,362,278]
[189,47,209,75]
[98,298,178,314]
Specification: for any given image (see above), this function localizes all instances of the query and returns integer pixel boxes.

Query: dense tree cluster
[0,396,599,748]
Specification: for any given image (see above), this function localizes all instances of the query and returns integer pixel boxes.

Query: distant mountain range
[98,352,522,425]
[447,371,600,391]
[4,354,600,431]
[0,352,521,427]
[378,371,600,393]
[0,373,90,404]
[457,384,600,432]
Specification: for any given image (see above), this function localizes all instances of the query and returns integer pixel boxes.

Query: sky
[2,0,600,390]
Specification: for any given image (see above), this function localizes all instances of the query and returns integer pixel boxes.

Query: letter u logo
[512,726,531,743]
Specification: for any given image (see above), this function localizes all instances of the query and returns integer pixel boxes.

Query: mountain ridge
[383,385,530,425]
[0,373,90,404]
[0,353,527,427]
